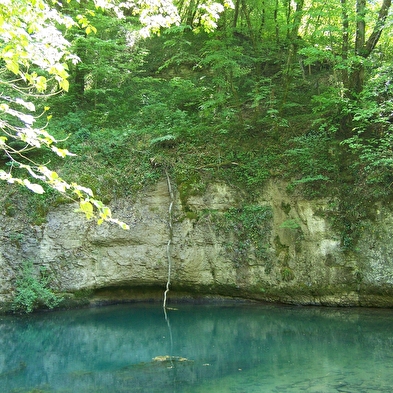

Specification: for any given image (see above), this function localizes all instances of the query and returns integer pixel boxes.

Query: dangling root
[163,168,174,311]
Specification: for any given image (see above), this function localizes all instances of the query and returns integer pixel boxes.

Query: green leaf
[59,78,70,92]
[79,200,94,220]
[86,25,97,35]
[5,60,19,75]
[280,219,301,229]
[35,76,47,92]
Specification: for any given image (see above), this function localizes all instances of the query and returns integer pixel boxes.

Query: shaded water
[1,303,393,393]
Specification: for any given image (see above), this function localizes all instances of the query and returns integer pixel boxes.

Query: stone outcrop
[1,179,393,311]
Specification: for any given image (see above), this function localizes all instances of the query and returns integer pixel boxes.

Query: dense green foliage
[211,205,273,268]
[46,2,392,203]
[3,1,393,249]
[3,0,393,236]
[12,261,63,313]
[0,0,230,228]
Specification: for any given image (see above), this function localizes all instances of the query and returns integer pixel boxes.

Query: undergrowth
[211,205,273,269]
[12,261,63,313]
[2,27,392,257]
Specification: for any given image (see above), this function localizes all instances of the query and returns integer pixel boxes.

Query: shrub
[12,261,63,313]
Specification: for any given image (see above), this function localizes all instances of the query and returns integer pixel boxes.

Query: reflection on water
[1,303,393,392]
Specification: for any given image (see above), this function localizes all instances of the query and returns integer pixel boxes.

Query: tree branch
[363,0,392,57]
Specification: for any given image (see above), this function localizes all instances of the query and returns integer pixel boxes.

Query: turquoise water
[1,303,393,393]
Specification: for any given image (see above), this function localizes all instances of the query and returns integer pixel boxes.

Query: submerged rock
[152,356,190,362]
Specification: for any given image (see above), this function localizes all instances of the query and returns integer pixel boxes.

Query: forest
[1,0,393,250]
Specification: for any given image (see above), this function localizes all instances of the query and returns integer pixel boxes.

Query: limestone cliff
[1,179,393,311]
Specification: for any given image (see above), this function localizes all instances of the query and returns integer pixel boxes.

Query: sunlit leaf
[59,78,69,92]
[86,25,97,35]
[51,146,77,157]
[120,222,130,230]
[72,183,94,197]
[35,76,47,92]
[15,98,35,111]
[23,179,45,194]
[79,200,94,219]
[0,170,11,180]
[5,60,19,75]
[7,109,35,126]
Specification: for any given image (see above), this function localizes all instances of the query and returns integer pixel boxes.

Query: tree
[0,0,127,227]
[349,0,392,94]
[0,0,184,228]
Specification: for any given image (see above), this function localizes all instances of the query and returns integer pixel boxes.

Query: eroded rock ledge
[1,179,393,311]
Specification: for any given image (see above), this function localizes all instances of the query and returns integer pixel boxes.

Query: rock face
[1,179,393,311]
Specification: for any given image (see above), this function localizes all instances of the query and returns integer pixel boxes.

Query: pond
[1,302,392,392]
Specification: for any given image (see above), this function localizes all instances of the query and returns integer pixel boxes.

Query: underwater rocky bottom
[1,302,392,392]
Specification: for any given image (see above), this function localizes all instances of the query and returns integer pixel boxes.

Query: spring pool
[1,302,392,392]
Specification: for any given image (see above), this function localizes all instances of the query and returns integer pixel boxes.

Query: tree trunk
[285,0,292,40]
[355,0,366,55]
[241,0,255,44]
[259,0,266,35]
[274,0,279,45]
[349,0,392,94]
[283,0,305,97]
[185,0,200,27]
[290,0,305,43]
[72,37,87,102]
[339,0,392,138]
[232,0,241,29]
[365,0,392,54]
[341,0,350,89]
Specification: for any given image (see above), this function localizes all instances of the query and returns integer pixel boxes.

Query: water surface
[1,303,393,392]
